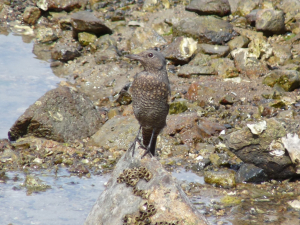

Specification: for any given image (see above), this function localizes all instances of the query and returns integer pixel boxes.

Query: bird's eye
[148,53,153,58]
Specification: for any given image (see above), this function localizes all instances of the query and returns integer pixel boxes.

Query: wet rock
[129,27,167,54]
[85,145,208,225]
[235,163,267,183]
[263,70,300,92]
[162,36,197,64]
[225,118,296,179]
[71,11,112,39]
[24,175,51,194]
[51,35,81,62]
[220,195,242,207]
[231,48,268,79]
[256,9,285,35]
[8,86,102,143]
[172,16,233,45]
[169,99,188,114]
[35,27,58,43]
[186,0,231,17]
[204,169,236,188]
[227,35,249,51]
[78,32,97,46]
[89,116,139,150]
[115,83,132,105]
[198,44,230,57]
[23,6,41,25]
[107,108,120,119]
[37,0,87,12]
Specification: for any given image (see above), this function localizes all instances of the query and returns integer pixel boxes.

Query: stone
[204,169,236,188]
[23,7,41,25]
[94,46,119,64]
[186,82,216,102]
[129,27,167,54]
[270,44,292,65]
[37,0,87,11]
[71,11,112,39]
[198,44,230,57]
[235,163,267,183]
[227,36,250,51]
[172,16,234,45]
[177,65,216,78]
[186,0,231,17]
[224,118,296,179]
[78,32,97,46]
[51,36,82,62]
[162,36,197,64]
[236,0,259,16]
[85,146,208,225]
[277,0,300,23]
[210,58,238,78]
[35,27,58,43]
[89,116,139,150]
[256,9,286,35]
[263,70,300,92]
[282,133,300,165]
[8,86,102,143]
[169,99,188,114]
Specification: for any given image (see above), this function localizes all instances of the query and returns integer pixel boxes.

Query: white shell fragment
[247,121,267,135]
[269,140,285,157]
[282,133,300,164]
[287,200,300,211]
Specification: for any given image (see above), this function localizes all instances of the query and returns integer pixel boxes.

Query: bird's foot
[129,137,141,157]
[141,146,154,159]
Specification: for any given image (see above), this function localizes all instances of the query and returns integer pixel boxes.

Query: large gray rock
[225,118,296,179]
[71,11,112,39]
[85,145,208,225]
[186,0,231,16]
[256,9,286,35]
[172,16,234,44]
[8,85,102,143]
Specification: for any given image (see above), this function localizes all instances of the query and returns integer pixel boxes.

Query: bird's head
[125,50,166,71]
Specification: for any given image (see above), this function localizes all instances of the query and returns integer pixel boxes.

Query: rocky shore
[1,0,300,224]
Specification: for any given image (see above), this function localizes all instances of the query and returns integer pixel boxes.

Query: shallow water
[0,168,110,225]
[0,33,61,139]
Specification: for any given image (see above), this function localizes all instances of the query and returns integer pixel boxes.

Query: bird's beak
[125,54,142,61]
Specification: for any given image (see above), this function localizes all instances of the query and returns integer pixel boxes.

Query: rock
[37,0,87,11]
[198,44,230,57]
[186,0,231,17]
[210,58,238,78]
[94,46,119,64]
[129,27,167,54]
[256,9,286,35]
[51,36,82,62]
[263,70,300,92]
[78,32,97,46]
[247,120,267,135]
[89,116,139,150]
[227,35,250,51]
[287,200,300,211]
[282,133,300,165]
[24,175,51,194]
[169,99,188,114]
[177,65,216,78]
[204,169,236,188]
[162,36,197,64]
[225,118,296,179]
[245,9,259,25]
[35,27,58,43]
[277,0,300,23]
[23,7,41,25]
[235,163,267,183]
[209,153,230,167]
[172,16,234,45]
[8,86,102,143]
[85,145,208,225]
[186,82,216,102]
[219,93,238,105]
[231,48,268,79]
[270,43,292,65]
[236,0,259,16]
[71,11,112,39]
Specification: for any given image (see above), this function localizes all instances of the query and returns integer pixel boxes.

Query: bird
[126,50,171,158]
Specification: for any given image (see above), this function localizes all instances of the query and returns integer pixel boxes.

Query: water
[0,169,110,225]
[0,33,61,139]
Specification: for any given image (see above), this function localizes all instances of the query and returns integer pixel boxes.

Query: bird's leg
[141,129,156,159]
[128,126,142,156]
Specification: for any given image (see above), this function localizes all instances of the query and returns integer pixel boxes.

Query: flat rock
[8,86,102,143]
[172,16,233,45]
[198,44,230,57]
[37,0,87,11]
[186,0,231,16]
[256,9,286,35]
[71,11,112,39]
[224,118,296,179]
[85,145,208,225]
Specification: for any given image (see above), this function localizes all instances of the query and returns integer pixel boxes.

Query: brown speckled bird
[126,50,171,158]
